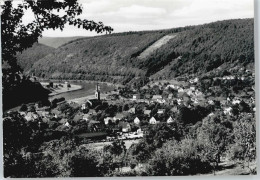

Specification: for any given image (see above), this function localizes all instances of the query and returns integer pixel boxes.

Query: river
[48,81,117,101]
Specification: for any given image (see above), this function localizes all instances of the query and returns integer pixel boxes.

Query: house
[190,87,196,91]
[157,109,165,114]
[189,77,198,84]
[232,99,241,105]
[186,89,193,96]
[178,88,184,93]
[119,122,131,133]
[83,114,90,121]
[167,117,174,124]
[177,98,183,105]
[88,109,97,116]
[81,104,86,110]
[36,110,50,117]
[128,107,136,114]
[104,117,114,125]
[224,107,232,115]
[24,112,39,121]
[149,117,158,124]
[136,128,143,134]
[113,113,125,121]
[144,110,151,117]
[168,94,173,99]
[59,118,68,124]
[64,122,71,127]
[157,99,166,104]
[133,94,141,100]
[208,100,215,105]
[19,111,26,116]
[134,117,140,125]
[144,94,152,99]
[152,95,163,101]
[208,112,214,117]
[171,106,178,112]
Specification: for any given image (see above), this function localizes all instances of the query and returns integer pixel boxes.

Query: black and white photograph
[1,0,257,178]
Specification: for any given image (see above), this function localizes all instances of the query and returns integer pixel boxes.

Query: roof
[152,95,163,99]
[59,118,68,124]
[144,110,151,114]
[167,117,174,123]
[128,107,135,113]
[114,113,125,120]
[119,121,131,129]
[149,117,157,122]
[134,117,140,124]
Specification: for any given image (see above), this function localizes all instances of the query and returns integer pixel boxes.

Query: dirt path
[138,34,177,59]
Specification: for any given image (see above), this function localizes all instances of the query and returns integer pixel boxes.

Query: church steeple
[95,83,100,100]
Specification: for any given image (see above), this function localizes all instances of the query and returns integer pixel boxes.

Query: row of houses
[104,116,175,126]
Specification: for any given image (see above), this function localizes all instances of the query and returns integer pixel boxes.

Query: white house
[149,117,158,124]
[83,114,90,121]
[178,88,184,93]
[128,107,136,114]
[64,122,71,127]
[81,104,86,110]
[224,107,232,115]
[208,100,215,105]
[120,122,131,133]
[232,99,241,105]
[134,117,140,125]
[177,98,183,105]
[24,112,39,121]
[133,94,141,100]
[167,117,174,124]
[152,95,163,101]
[157,109,165,114]
[104,117,114,125]
[190,87,195,91]
[144,110,151,117]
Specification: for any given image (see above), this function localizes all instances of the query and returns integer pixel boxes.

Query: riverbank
[39,79,124,89]
[40,82,83,96]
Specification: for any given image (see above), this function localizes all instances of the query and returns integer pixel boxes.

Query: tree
[1,0,113,71]
[1,0,113,109]
[146,139,212,176]
[197,114,232,168]
[20,104,28,112]
[229,115,256,168]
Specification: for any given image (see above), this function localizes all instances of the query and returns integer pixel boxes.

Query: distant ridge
[16,19,254,85]
[39,36,85,48]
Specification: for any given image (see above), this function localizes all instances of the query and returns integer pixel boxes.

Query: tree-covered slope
[31,32,166,82]
[38,36,85,48]
[29,19,254,84]
[144,19,254,79]
[16,43,55,72]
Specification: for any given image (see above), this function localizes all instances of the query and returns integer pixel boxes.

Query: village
[9,67,255,148]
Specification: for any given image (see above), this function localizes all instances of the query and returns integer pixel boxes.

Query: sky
[15,0,255,37]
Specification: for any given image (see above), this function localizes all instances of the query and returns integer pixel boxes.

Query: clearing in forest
[138,34,177,59]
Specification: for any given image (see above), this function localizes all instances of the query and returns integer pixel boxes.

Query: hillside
[29,19,254,84]
[38,36,85,48]
[16,43,55,73]
[31,32,166,82]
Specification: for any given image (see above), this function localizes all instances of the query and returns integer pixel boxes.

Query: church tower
[95,83,100,100]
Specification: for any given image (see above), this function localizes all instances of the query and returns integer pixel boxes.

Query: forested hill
[38,36,85,48]
[16,43,55,72]
[28,19,254,84]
